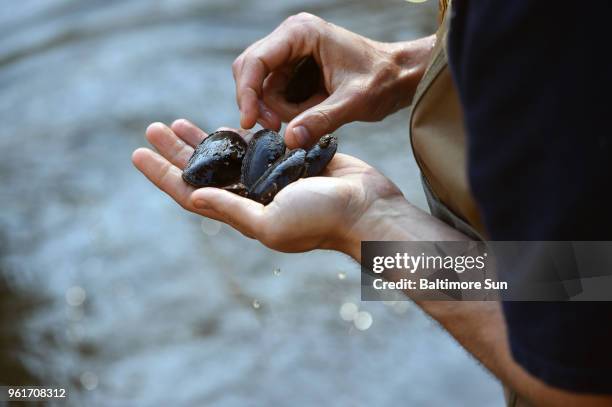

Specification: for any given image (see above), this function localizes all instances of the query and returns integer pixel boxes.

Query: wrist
[338,194,471,262]
[336,196,416,261]
[386,34,436,107]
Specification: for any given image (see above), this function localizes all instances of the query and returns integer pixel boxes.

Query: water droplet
[339,302,358,321]
[80,371,98,391]
[252,299,261,309]
[337,271,347,280]
[65,286,86,307]
[200,218,222,236]
[354,311,373,331]
[273,268,281,276]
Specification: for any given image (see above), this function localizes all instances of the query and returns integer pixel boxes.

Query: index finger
[234,12,328,130]
[235,35,295,129]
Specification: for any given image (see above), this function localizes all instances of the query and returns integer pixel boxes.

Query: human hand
[132,120,404,253]
[233,12,435,148]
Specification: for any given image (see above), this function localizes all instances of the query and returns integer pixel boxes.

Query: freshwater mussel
[285,56,321,104]
[182,129,337,205]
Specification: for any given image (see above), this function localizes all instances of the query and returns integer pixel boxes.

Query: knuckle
[294,12,315,21]
[284,12,320,28]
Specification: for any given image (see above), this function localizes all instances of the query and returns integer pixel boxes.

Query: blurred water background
[0,0,503,406]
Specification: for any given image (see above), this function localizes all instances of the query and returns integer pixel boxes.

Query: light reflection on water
[0,1,502,405]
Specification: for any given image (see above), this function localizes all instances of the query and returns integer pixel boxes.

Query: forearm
[344,195,467,254]
[342,197,611,407]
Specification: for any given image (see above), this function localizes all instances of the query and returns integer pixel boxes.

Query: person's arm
[133,119,610,406]
[132,12,611,405]
[343,198,612,407]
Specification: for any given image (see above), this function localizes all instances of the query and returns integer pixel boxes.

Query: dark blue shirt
[448,0,612,394]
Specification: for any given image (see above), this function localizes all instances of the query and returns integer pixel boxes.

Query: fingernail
[293,126,310,147]
[194,199,210,210]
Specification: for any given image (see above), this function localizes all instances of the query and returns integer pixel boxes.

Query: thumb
[191,188,264,239]
[285,95,350,149]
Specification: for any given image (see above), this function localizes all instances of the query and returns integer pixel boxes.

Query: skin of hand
[131,120,612,407]
[232,12,435,148]
[132,16,611,405]
[131,119,403,253]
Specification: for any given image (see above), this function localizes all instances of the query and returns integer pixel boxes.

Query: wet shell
[222,182,248,197]
[249,149,307,205]
[182,130,247,187]
[305,134,337,177]
[285,56,321,104]
[240,129,286,188]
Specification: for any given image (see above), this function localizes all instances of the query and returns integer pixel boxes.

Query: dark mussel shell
[222,182,248,197]
[285,56,321,104]
[241,129,286,188]
[182,130,247,187]
[304,134,338,177]
[249,149,307,205]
